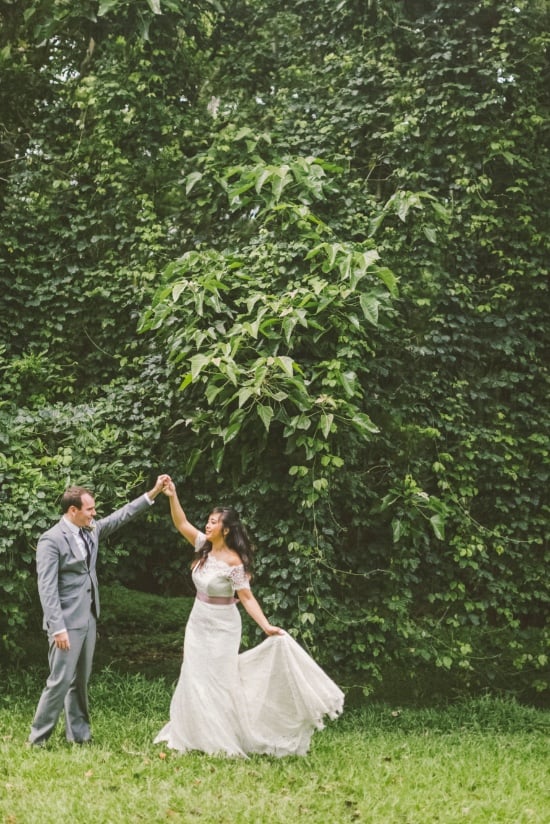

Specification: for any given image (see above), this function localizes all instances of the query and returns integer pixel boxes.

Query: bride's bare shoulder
[226,550,244,567]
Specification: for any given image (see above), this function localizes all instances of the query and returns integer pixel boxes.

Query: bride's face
[205,512,224,542]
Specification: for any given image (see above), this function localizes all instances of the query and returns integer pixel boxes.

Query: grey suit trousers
[29,613,97,744]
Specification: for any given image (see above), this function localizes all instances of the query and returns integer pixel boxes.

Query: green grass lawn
[1,667,548,824]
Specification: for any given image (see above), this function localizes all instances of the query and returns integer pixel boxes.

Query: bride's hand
[162,480,176,497]
[265,624,285,636]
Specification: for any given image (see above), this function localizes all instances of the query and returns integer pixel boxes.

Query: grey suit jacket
[36,494,151,634]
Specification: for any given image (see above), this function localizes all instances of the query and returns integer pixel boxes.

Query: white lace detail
[193,531,250,591]
[228,563,250,590]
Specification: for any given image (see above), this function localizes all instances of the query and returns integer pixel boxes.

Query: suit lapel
[59,520,84,562]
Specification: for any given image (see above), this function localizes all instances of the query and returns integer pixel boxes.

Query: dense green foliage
[1,0,548,699]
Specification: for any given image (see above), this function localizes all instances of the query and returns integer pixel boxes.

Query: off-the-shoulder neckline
[205,554,244,570]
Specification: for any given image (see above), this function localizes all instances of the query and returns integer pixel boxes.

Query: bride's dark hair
[194,507,254,575]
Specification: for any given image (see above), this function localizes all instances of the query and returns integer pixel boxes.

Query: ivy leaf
[190,354,209,380]
[430,514,446,541]
[276,356,294,377]
[376,267,399,296]
[238,386,255,407]
[98,0,119,16]
[212,446,224,473]
[282,316,297,345]
[392,519,403,543]
[257,404,274,432]
[172,282,187,302]
[223,420,242,444]
[185,448,202,475]
[423,226,437,244]
[178,373,193,391]
[351,412,379,436]
[320,412,334,438]
[186,172,203,195]
[205,383,224,405]
[359,294,380,326]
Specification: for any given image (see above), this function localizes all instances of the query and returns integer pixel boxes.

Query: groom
[28,475,170,747]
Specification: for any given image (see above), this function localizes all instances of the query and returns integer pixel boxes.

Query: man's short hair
[60,486,93,513]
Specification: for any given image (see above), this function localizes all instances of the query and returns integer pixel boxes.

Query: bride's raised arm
[163,481,199,547]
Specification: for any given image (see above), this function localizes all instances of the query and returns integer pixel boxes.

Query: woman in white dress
[154,481,344,757]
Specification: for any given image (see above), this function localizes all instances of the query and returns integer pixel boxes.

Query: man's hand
[54,631,70,651]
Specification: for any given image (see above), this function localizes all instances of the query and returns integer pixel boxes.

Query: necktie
[79,528,92,567]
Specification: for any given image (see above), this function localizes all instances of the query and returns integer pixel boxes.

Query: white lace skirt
[154,598,344,757]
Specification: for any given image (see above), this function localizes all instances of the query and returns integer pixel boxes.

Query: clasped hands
[150,474,173,499]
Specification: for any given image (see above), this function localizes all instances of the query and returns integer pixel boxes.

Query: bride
[154,481,344,757]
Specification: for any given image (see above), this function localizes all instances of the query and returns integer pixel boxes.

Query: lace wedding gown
[154,534,344,757]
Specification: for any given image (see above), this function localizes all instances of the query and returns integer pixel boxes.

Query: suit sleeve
[36,534,65,635]
[95,494,152,541]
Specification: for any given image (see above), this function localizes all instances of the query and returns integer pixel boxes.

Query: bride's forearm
[169,490,198,545]
[169,490,186,528]
[238,590,282,635]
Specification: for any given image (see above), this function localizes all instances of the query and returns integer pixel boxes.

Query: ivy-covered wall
[0,0,548,700]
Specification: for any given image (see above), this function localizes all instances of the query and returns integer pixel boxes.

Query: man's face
[69,493,96,528]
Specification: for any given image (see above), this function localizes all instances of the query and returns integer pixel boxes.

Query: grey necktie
[79,528,92,567]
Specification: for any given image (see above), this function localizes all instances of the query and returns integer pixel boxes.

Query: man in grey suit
[28,475,170,746]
